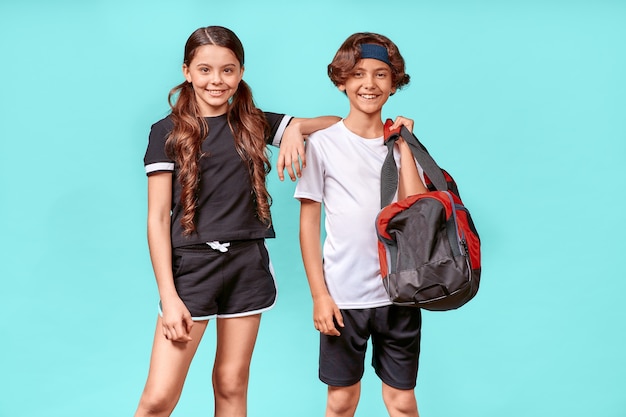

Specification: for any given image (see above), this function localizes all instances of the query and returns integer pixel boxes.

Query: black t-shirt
[144,112,292,248]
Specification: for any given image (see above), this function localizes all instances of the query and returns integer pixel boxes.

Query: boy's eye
[353,72,363,77]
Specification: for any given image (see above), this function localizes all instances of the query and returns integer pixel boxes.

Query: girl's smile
[183,44,244,117]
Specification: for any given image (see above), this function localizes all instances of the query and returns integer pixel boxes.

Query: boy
[295,33,428,417]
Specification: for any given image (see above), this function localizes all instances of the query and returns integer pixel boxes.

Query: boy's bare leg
[382,383,419,417]
[326,382,361,417]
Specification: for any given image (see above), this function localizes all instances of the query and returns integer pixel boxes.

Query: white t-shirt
[294,121,402,309]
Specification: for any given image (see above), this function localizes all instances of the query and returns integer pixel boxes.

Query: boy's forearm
[299,200,330,300]
[398,140,428,200]
[301,234,328,300]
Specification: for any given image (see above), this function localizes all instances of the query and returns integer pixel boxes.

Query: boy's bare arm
[389,116,428,200]
[299,199,344,336]
[397,139,428,200]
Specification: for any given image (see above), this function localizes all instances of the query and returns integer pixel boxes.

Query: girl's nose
[209,73,222,84]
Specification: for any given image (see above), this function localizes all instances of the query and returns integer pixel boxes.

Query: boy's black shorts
[160,239,277,320]
[319,305,421,390]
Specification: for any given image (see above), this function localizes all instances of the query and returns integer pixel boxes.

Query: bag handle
[381,119,448,208]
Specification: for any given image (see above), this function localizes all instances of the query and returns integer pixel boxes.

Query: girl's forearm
[289,116,341,136]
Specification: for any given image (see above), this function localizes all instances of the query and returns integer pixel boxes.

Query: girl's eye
[224,68,232,74]
[200,68,209,73]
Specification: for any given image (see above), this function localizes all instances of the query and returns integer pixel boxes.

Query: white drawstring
[206,241,231,252]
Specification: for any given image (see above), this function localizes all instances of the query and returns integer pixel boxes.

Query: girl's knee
[136,389,179,417]
[212,368,249,400]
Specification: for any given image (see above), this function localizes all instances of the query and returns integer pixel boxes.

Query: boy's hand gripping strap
[380,119,448,208]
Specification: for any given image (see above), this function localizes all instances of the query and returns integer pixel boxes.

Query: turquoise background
[1,0,624,416]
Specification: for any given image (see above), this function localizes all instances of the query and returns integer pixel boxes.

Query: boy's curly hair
[328,32,410,92]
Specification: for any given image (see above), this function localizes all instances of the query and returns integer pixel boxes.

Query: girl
[136,26,338,417]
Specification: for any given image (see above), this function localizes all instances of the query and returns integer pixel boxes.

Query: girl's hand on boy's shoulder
[277,121,306,182]
[390,116,414,133]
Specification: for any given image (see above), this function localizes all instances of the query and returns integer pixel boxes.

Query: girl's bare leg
[134,317,208,417]
[212,314,262,417]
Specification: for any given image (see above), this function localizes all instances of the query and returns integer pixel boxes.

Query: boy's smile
[339,58,396,117]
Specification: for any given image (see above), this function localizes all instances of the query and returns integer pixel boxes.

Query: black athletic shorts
[319,305,421,390]
[160,239,277,320]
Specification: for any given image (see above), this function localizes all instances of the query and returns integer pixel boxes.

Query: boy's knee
[327,384,360,416]
[382,384,418,416]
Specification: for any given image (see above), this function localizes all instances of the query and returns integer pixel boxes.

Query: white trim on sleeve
[145,162,175,174]
[271,115,293,147]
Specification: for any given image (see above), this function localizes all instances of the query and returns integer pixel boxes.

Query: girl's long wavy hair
[327,32,410,93]
[166,26,271,235]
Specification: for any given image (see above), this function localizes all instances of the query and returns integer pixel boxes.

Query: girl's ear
[234,65,244,88]
[182,64,191,83]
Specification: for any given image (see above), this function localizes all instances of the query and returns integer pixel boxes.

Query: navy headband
[359,43,390,66]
